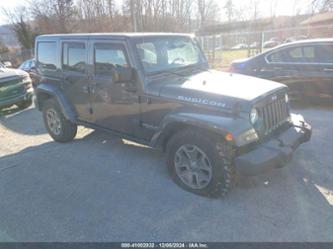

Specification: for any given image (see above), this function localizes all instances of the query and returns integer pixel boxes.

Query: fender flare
[35,83,77,123]
[149,112,251,149]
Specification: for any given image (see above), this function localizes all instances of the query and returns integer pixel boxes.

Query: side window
[289,47,303,59]
[303,47,315,59]
[136,42,157,65]
[267,51,285,63]
[37,42,57,70]
[287,46,316,63]
[62,42,86,73]
[94,43,129,76]
[267,46,318,63]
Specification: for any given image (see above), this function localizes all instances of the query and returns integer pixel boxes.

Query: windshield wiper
[147,68,188,78]
[165,69,188,78]
[192,63,210,73]
[146,63,209,78]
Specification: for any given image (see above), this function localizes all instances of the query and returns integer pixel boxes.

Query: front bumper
[0,90,33,108]
[234,114,312,175]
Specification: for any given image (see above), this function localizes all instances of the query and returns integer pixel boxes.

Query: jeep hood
[149,70,287,110]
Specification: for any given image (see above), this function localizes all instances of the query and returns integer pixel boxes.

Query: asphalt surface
[0,104,332,242]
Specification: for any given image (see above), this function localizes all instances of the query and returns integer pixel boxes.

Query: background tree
[312,0,333,12]
[13,17,37,49]
[77,0,118,32]
[223,0,236,22]
[2,7,38,49]
[30,0,77,34]
[0,39,9,53]
[197,0,220,27]
[3,0,221,44]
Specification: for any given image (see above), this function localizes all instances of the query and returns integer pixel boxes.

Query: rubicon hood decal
[147,69,287,112]
[177,95,226,108]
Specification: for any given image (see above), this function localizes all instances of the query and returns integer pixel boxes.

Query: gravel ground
[0,105,332,242]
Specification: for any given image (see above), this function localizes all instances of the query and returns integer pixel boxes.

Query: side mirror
[112,66,134,83]
[41,63,57,71]
[3,61,12,68]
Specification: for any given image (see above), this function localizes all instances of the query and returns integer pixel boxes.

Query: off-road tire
[166,128,235,197]
[42,99,77,143]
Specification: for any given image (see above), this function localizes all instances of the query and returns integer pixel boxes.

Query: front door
[61,40,92,121]
[89,40,140,137]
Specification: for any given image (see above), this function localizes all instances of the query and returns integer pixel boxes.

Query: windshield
[134,36,206,73]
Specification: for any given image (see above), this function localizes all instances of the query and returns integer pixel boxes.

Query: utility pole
[130,0,137,32]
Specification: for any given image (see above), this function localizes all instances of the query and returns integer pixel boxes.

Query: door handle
[323,68,333,72]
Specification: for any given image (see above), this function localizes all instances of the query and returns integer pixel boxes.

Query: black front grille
[260,95,289,135]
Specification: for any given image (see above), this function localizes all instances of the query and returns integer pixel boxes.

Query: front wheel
[42,99,77,142]
[166,129,235,197]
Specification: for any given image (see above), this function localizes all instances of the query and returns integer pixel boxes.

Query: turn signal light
[225,133,233,142]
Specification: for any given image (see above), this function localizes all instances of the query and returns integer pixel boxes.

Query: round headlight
[285,93,289,103]
[250,108,259,125]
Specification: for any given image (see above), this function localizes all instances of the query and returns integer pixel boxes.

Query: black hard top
[36,32,194,41]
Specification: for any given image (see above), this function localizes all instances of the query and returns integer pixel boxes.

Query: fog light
[235,128,259,146]
[244,132,258,142]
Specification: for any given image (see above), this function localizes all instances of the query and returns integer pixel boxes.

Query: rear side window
[286,46,316,63]
[62,42,86,73]
[94,43,129,76]
[37,42,57,70]
[267,45,322,64]
[267,51,284,63]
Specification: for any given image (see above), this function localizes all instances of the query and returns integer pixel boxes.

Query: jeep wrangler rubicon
[34,33,311,197]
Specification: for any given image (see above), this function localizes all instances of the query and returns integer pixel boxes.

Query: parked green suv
[0,62,33,111]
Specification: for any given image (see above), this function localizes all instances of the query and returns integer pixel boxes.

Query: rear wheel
[42,99,77,142]
[166,128,235,197]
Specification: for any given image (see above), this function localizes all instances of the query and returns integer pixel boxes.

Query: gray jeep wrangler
[34,33,311,197]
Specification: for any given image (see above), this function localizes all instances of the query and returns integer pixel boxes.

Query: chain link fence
[1,24,333,69]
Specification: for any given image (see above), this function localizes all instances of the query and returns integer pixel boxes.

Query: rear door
[260,48,300,84]
[61,40,92,121]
